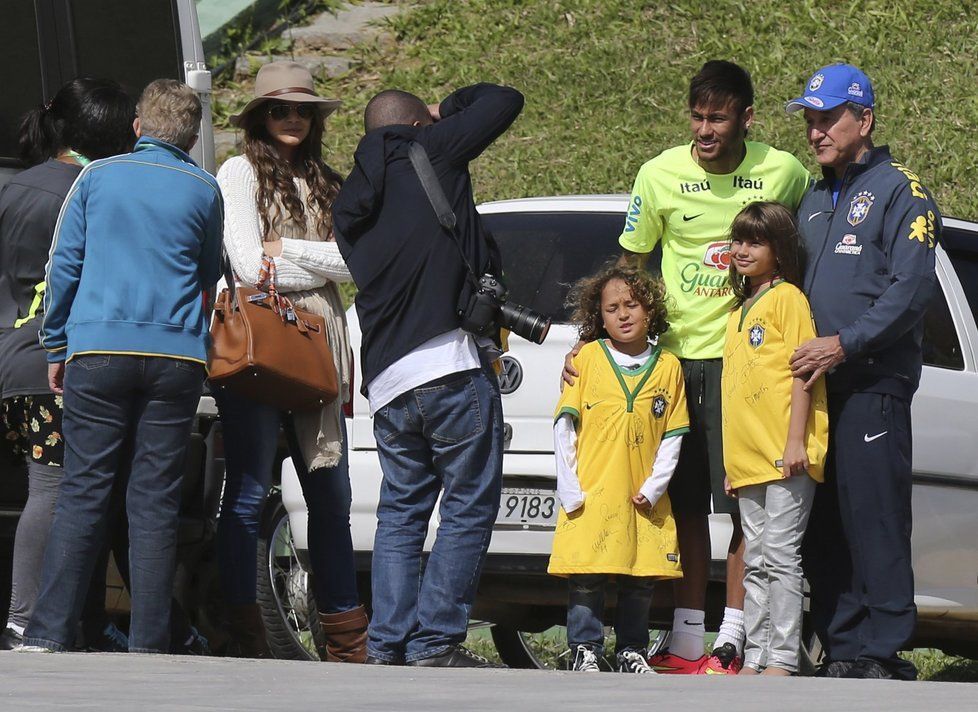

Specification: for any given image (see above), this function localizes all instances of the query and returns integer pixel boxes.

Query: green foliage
[311,0,978,218]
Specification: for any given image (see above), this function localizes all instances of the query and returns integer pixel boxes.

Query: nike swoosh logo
[808,211,830,222]
[682,213,703,222]
[682,620,704,626]
[584,401,604,410]
[864,431,888,443]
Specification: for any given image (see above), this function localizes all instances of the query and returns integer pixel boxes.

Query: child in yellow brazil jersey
[550,264,689,673]
[720,202,828,676]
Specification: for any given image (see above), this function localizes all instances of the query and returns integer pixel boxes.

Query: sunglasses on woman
[266,103,317,121]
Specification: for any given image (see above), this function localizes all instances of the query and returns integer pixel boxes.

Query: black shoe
[844,658,896,680]
[1,627,24,651]
[407,645,504,668]
[365,654,400,665]
[815,659,856,678]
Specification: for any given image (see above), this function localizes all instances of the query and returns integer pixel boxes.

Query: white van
[0,0,214,187]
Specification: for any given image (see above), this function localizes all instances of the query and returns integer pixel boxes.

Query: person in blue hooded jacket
[22,79,222,654]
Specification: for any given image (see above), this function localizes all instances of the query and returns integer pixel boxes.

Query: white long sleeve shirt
[216,156,352,291]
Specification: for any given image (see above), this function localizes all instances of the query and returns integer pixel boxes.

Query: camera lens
[498,301,551,344]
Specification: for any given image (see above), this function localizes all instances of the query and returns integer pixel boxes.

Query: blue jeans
[23,354,204,653]
[214,386,358,613]
[567,574,655,655]
[368,360,503,663]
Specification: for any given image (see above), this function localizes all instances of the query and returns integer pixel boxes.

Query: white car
[271,196,978,666]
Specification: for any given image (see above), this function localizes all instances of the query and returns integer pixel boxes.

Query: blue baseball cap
[785,63,875,113]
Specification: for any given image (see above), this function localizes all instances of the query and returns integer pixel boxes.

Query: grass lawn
[465,627,978,681]
[227,0,978,220]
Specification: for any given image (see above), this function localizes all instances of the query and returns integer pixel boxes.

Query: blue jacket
[799,145,940,399]
[40,137,223,364]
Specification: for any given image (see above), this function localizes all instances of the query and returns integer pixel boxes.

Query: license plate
[495,486,558,529]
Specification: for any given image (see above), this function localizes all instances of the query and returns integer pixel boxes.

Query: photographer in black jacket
[333,83,523,667]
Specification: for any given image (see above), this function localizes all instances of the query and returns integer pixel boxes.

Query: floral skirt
[2,394,65,466]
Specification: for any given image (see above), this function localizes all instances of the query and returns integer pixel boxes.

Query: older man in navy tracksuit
[786,64,939,680]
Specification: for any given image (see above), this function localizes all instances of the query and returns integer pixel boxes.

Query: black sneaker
[1,626,24,651]
[407,645,503,668]
[570,645,601,672]
[84,622,129,652]
[844,658,895,680]
[617,648,655,674]
[174,626,210,655]
[815,659,856,678]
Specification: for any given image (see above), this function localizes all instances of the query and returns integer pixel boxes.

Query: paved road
[1,652,976,711]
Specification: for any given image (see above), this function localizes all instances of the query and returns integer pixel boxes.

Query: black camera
[461,274,551,344]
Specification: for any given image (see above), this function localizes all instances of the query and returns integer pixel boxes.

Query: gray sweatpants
[738,474,816,673]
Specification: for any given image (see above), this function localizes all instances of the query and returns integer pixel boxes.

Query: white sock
[7,622,25,635]
[714,607,745,653]
[668,608,705,660]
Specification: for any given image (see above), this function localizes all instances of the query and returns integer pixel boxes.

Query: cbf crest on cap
[785,63,875,113]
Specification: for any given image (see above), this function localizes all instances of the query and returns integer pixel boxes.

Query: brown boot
[226,603,271,658]
[319,605,368,663]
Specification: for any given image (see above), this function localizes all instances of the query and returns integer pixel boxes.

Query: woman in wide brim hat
[214,61,367,662]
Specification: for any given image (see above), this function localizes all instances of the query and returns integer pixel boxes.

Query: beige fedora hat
[230,61,342,126]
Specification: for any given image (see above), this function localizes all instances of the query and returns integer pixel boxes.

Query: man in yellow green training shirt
[566,60,810,674]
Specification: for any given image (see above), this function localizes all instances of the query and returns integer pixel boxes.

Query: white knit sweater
[215,155,352,291]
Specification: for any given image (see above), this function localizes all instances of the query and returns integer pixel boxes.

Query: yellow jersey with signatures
[619,141,811,360]
[721,282,828,489]
[548,340,689,578]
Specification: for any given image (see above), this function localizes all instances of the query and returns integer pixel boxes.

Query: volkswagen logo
[497,356,523,394]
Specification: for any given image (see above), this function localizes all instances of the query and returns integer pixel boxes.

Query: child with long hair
[549,263,689,673]
[721,201,828,676]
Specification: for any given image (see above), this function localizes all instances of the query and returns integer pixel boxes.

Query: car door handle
[503,422,513,450]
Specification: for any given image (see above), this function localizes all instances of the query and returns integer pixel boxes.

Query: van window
[0,2,44,164]
[68,0,183,99]
[922,282,964,370]
[942,225,978,331]
[484,211,663,323]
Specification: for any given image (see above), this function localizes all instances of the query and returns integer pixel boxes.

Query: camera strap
[407,141,480,287]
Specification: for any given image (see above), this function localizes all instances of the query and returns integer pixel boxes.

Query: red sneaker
[647,649,708,674]
[700,643,743,675]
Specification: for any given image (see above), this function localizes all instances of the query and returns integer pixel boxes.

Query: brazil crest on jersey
[619,142,811,360]
[548,340,689,578]
[721,282,828,488]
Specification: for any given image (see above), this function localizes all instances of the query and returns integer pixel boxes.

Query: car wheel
[256,498,325,660]
[490,625,668,670]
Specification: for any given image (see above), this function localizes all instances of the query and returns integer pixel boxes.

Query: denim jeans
[567,574,655,655]
[214,386,358,613]
[23,354,204,653]
[367,359,503,663]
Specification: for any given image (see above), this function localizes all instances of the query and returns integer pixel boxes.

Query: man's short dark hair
[689,60,754,114]
[364,90,430,132]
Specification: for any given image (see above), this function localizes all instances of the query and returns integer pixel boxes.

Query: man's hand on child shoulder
[560,341,585,390]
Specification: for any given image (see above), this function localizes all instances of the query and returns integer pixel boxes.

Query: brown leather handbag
[208,256,338,411]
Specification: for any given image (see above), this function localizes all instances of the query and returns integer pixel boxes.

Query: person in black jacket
[785,63,939,681]
[333,83,523,667]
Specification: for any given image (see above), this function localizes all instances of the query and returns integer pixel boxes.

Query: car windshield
[483,210,662,323]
